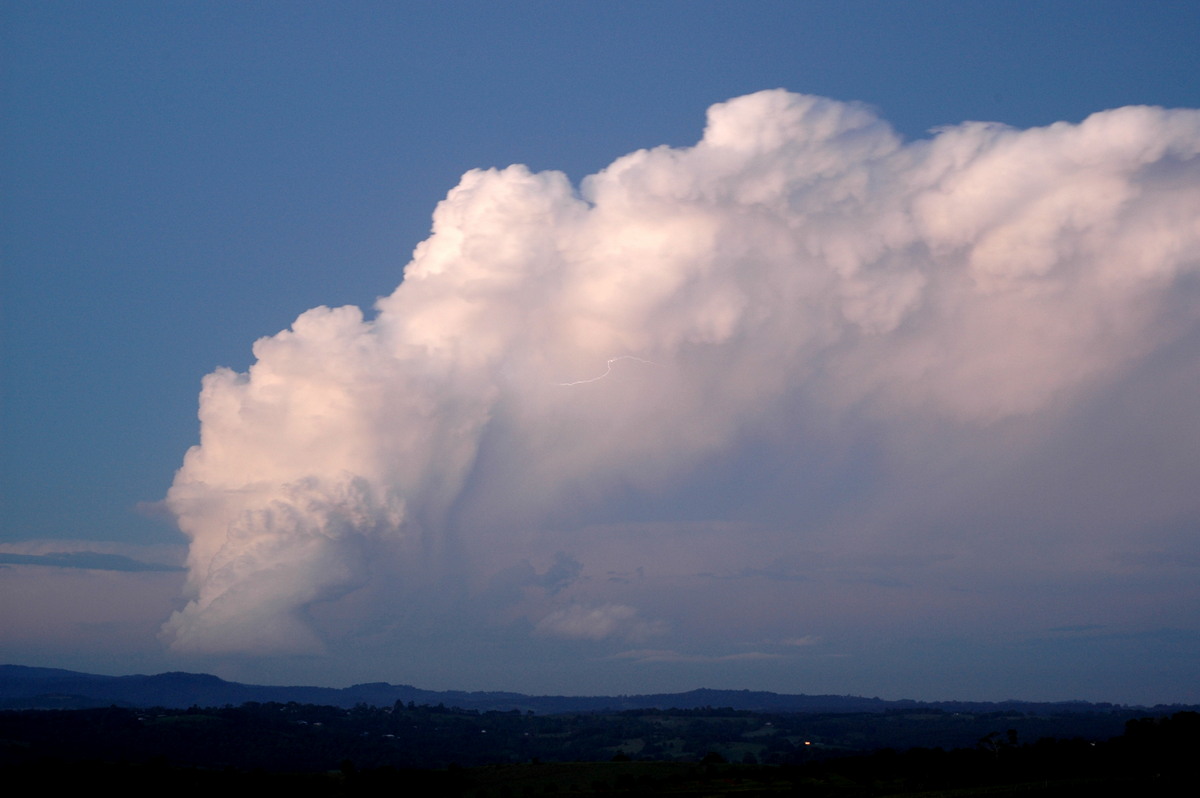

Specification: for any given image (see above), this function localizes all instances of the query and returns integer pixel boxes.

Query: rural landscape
[2,666,1196,795]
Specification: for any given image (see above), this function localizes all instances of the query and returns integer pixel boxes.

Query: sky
[2,1,1199,705]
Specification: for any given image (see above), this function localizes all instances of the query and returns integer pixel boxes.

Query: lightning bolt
[556,355,659,386]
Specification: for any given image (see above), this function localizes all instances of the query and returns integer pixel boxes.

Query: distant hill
[1,664,1191,714]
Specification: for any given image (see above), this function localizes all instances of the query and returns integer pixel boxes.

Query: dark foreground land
[2,701,1196,796]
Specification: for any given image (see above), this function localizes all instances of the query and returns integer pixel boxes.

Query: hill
[2,664,1189,715]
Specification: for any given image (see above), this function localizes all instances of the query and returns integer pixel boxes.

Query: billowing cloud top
[164,91,1200,662]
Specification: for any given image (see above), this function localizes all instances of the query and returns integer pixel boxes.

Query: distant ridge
[1,664,1187,713]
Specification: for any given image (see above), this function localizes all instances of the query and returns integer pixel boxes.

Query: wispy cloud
[776,636,821,648]
[0,551,183,572]
[612,649,781,664]
[534,603,665,642]
[0,541,185,572]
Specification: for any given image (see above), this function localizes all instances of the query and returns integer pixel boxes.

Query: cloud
[612,649,781,664]
[162,90,1200,668]
[533,603,661,641]
[777,636,821,648]
[700,564,810,583]
[0,552,183,572]
[0,540,185,572]
[0,542,185,668]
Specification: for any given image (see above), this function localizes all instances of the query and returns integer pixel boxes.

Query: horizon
[3,2,1199,707]
[7,662,1187,708]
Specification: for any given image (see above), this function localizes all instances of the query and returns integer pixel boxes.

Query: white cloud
[162,91,1200,667]
[611,649,781,664]
[533,603,660,641]
[778,636,821,648]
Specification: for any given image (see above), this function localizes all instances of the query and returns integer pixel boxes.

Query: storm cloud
[163,91,1200,676]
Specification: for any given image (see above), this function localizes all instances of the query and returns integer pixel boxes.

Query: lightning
[556,356,659,386]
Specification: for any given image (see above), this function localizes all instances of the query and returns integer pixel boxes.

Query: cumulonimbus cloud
[163,90,1200,655]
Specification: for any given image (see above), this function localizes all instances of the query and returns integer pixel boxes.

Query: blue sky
[3,2,1199,703]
